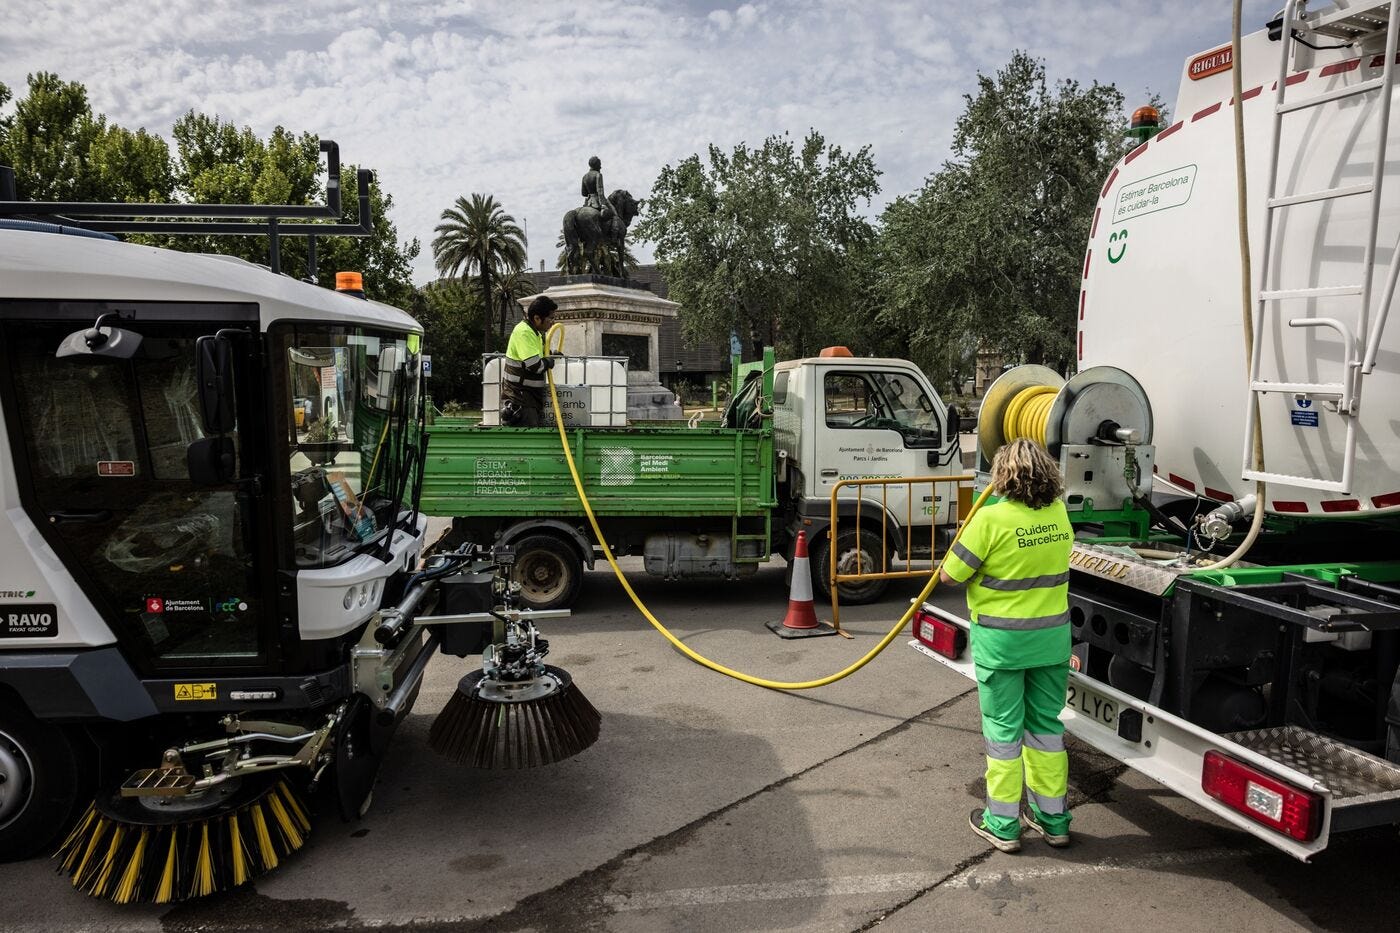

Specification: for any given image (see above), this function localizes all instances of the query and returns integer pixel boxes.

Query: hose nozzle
[1199,494,1258,543]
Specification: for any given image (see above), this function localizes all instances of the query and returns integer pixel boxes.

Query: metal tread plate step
[1226,726,1400,820]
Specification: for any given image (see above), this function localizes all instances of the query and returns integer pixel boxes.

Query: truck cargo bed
[420,423,776,519]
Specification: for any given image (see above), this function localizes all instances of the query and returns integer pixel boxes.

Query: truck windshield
[281,324,421,568]
[825,370,941,447]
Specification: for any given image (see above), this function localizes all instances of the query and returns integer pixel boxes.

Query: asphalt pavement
[3,552,1398,932]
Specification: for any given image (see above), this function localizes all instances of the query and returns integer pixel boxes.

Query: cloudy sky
[3,0,1279,283]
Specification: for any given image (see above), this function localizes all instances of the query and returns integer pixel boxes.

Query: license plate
[1066,680,1117,728]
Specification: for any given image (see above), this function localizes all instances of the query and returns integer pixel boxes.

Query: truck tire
[0,704,82,862]
[812,528,891,605]
[512,535,584,610]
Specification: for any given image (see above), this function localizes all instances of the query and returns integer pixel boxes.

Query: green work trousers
[975,661,1072,840]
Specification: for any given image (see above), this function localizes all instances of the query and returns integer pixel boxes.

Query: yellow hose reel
[977,364,1154,469]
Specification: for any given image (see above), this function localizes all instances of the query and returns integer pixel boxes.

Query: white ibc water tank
[479,354,629,426]
[1081,28,1400,518]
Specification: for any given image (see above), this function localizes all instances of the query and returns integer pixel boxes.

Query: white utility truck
[420,347,966,609]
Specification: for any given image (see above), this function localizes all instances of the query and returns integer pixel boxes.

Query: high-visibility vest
[942,498,1074,669]
[505,318,547,389]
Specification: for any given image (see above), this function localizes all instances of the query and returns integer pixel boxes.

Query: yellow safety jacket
[505,319,547,391]
[942,498,1074,669]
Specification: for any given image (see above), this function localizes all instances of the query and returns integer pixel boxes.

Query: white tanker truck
[917,2,1400,858]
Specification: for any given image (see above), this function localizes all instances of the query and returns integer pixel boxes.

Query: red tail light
[914,609,966,660]
[1201,751,1322,841]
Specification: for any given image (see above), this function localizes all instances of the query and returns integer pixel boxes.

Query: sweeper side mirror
[196,334,237,434]
[189,334,238,485]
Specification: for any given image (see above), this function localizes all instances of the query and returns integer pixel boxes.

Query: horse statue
[562,189,641,278]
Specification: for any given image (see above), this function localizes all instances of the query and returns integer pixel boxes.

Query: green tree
[413,279,486,406]
[876,52,1125,376]
[164,113,420,306]
[0,72,173,202]
[635,129,881,360]
[491,266,539,341]
[431,194,527,355]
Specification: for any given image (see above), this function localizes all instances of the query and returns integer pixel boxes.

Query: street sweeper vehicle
[0,147,600,903]
[420,348,968,610]
[914,2,1400,859]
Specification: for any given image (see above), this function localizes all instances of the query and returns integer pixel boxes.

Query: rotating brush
[429,663,601,768]
[53,775,311,904]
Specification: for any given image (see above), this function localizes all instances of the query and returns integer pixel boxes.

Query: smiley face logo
[1107,228,1128,263]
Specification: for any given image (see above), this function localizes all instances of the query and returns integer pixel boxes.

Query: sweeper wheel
[428,664,601,769]
[54,772,313,904]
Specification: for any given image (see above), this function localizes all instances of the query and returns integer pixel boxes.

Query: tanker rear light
[913,607,966,660]
[1201,751,1322,841]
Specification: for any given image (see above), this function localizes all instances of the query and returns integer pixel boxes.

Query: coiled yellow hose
[543,323,991,691]
[1001,385,1057,449]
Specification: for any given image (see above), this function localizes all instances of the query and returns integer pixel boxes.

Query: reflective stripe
[1023,731,1064,753]
[976,611,1070,631]
[985,798,1021,818]
[980,571,1070,592]
[952,541,983,571]
[1026,788,1066,815]
[984,738,1022,760]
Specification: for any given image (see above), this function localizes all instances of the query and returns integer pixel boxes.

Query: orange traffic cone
[766,531,838,639]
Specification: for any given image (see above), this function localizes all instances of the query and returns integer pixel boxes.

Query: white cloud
[2,0,1279,284]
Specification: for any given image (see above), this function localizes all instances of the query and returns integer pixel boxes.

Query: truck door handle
[48,509,112,525]
[820,469,838,478]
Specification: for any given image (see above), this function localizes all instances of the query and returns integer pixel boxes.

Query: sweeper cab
[0,145,599,903]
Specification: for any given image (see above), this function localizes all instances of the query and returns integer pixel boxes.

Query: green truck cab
[420,348,964,609]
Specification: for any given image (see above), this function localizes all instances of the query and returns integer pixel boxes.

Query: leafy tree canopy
[413,278,485,406]
[635,129,881,360]
[0,73,419,308]
[875,52,1125,381]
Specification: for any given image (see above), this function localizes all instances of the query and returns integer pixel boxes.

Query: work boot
[968,809,1020,853]
[1020,810,1070,847]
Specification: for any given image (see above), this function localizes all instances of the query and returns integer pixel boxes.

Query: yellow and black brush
[429,664,601,769]
[54,776,311,904]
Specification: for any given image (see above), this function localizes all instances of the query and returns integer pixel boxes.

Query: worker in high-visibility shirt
[501,296,558,426]
[940,438,1075,852]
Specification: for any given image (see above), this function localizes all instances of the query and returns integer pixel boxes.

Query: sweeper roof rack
[0,139,375,275]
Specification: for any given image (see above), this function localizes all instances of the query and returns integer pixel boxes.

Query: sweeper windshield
[282,323,421,568]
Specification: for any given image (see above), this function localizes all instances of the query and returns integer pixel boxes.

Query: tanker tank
[1081,22,1400,518]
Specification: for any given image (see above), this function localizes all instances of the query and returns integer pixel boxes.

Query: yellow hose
[1001,385,1057,449]
[543,323,991,691]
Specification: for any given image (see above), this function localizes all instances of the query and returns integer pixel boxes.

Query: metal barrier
[827,474,974,630]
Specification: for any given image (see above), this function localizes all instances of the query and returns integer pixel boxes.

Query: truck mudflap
[909,603,1400,861]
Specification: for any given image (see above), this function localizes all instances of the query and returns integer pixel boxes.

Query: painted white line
[602,846,1242,912]
[603,873,940,911]
[944,845,1242,889]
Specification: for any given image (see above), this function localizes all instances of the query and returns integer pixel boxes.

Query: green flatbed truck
[421,348,966,609]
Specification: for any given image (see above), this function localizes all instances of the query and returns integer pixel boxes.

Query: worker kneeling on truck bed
[940,438,1075,853]
[502,295,558,426]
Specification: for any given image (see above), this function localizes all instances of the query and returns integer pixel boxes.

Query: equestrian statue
[562,156,641,278]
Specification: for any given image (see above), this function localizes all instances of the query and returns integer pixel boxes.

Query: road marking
[602,846,1242,912]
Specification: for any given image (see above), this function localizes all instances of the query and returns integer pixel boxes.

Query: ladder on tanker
[1244,0,1400,493]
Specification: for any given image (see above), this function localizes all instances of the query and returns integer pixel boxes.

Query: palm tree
[432,194,526,354]
[492,266,540,342]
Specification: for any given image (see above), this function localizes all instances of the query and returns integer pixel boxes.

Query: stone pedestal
[524,276,684,421]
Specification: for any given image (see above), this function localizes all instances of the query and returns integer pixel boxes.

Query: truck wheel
[0,704,82,862]
[812,528,891,605]
[512,535,584,610]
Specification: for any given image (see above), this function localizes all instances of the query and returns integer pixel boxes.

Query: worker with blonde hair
[940,437,1075,852]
